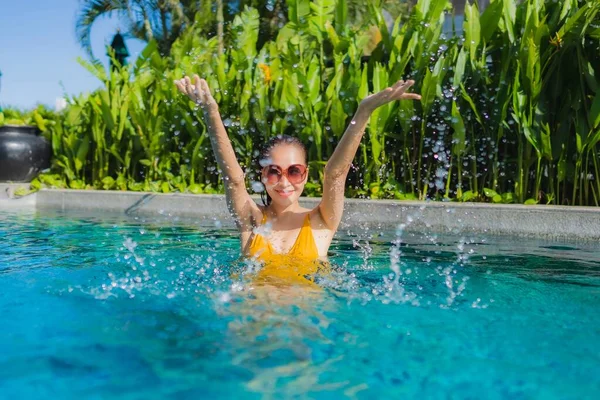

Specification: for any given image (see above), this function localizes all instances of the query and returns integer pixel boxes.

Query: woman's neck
[267,201,303,218]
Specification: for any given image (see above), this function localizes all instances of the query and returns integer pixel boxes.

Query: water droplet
[259,158,272,167]
[251,181,264,192]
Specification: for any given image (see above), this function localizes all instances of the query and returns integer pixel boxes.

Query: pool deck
[1,187,599,241]
[0,183,30,199]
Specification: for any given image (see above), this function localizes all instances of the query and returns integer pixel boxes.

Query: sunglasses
[261,164,308,185]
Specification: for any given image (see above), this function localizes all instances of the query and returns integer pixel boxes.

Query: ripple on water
[0,211,599,398]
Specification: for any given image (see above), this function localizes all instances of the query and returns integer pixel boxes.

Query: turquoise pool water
[1,210,599,399]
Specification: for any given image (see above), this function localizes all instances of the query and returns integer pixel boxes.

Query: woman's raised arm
[175,75,260,229]
[318,80,421,230]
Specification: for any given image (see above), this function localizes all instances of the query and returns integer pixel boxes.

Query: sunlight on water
[1,210,599,398]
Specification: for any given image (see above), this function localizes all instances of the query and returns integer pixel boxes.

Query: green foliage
[75,0,196,57]
[23,0,600,206]
[0,105,58,135]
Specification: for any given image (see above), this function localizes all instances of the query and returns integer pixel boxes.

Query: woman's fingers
[178,77,191,98]
[199,78,211,97]
[392,80,420,101]
[193,75,203,99]
[371,80,415,102]
[391,80,406,91]
[402,93,422,100]
[377,80,412,98]
[199,78,210,94]
[183,76,194,96]
[199,79,216,105]
[174,75,212,105]
[174,79,186,94]
[394,80,413,94]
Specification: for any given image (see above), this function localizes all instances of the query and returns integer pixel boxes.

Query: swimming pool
[1,210,599,399]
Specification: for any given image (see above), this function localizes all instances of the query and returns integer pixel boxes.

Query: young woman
[175,75,420,280]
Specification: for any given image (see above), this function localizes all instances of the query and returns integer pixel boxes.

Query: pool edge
[16,189,597,241]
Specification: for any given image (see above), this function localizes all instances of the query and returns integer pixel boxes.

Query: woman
[175,75,420,281]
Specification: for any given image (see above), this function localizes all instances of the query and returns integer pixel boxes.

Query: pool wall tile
[20,189,600,240]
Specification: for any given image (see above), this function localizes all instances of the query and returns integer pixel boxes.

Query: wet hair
[259,135,308,206]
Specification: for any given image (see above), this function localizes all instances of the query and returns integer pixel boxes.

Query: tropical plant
[0,106,57,134]
[33,0,600,207]
[76,0,200,57]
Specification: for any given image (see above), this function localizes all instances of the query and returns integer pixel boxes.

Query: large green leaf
[453,48,467,89]
[502,0,517,43]
[308,0,335,41]
[540,123,552,160]
[369,63,391,137]
[460,83,483,125]
[287,0,311,26]
[479,0,504,42]
[334,0,348,34]
[420,57,446,115]
[450,101,466,158]
[329,97,346,138]
[306,56,321,106]
[232,7,260,58]
[77,57,107,82]
[464,1,481,66]
[358,67,369,102]
[589,91,600,129]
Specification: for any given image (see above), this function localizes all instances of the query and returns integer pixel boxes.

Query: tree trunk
[216,0,224,56]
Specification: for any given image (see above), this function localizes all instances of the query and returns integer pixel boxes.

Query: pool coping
[1,188,599,241]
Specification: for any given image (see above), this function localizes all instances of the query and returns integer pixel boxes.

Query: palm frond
[75,0,129,57]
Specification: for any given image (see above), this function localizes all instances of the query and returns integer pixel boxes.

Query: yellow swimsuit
[247,213,322,285]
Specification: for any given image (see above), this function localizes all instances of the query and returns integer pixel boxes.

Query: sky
[0,0,146,110]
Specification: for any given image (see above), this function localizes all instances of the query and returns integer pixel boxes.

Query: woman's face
[261,143,307,207]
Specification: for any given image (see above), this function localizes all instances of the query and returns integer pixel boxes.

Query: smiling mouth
[276,189,294,197]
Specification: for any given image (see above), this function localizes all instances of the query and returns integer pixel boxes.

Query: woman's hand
[359,79,421,113]
[174,75,217,111]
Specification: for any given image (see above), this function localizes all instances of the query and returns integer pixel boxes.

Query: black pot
[0,125,52,182]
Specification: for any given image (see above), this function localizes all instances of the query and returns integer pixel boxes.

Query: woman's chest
[263,227,304,254]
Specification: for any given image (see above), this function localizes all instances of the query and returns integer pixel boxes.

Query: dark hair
[259,135,308,206]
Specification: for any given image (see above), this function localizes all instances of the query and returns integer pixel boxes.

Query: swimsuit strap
[289,213,318,254]
[304,213,311,226]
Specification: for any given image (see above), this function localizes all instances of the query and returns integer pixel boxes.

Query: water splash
[352,238,373,270]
